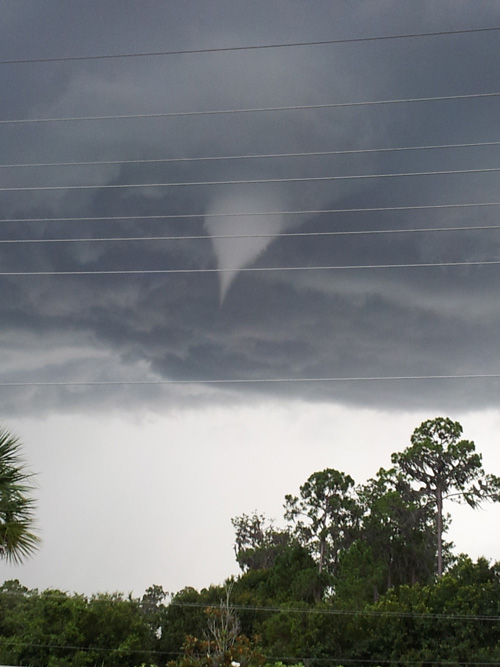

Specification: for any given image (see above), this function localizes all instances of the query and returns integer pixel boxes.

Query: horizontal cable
[1,374,500,387]
[0,589,499,622]
[3,224,500,245]
[0,638,177,657]
[2,259,500,276]
[3,166,500,193]
[2,201,500,224]
[3,140,500,170]
[0,598,498,662]
[169,600,500,622]
[0,637,496,667]
[2,259,500,277]
[2,91,500,125]
[2,27,499,65]
[272,659,500,666]
[0,589,497,622]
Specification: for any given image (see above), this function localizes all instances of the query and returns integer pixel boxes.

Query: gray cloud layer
[2,0,500,415]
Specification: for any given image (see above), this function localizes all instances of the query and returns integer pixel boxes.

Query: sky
[1,0,500,597]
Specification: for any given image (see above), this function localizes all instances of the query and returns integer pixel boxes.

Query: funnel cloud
[205,190,287,303]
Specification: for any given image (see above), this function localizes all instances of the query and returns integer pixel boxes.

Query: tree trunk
[318,539,325,574]
[436,486,443,577]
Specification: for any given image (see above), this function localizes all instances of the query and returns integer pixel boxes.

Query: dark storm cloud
[1,0,500,415]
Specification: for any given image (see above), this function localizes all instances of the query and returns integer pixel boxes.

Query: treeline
[2,556,500,667]
[231,417,500,597]
[164,557,500,666]
[0,580,153,666]
[1,417,500,667]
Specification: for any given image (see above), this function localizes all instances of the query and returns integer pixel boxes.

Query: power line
[1,634,498,666]
[273,659,500,666]
[168,600,500,622]
[3,140,500,170]
[1,588,499,622]
[1,26,498,65]
[0,589,498,622]
[2,91,500,125]
[0,637,178,657]
[2,201,500,224]
[2,259,500,277]
[0,595,499,664]
[3,165,500,193]
[1,374,500,387]
[3,223,500,245]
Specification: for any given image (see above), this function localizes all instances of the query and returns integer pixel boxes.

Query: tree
[231,512,292,572]
[141,584,167,642]
[284,469,360,575]
[0,584,154,667]
[235,542,328,605]
[205,584,241,658]
[350,556,500,666]
[0,427,39,563]
[355,467,441,595]
[391,417,500,577]
[168,584,264,667]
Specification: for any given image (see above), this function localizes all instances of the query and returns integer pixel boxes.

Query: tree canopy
[392,417,500,575]
[0,426,39,563]
[284,469,360,575]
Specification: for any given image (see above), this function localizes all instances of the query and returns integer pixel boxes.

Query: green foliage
[259,601,340,661]
[0,426,40,563]
[392,416,500,575]
[347,556,500,666]
[225,416,500,664]
[333,541,386,605]
[0,582,155,667]
[141,584,167,645]
[167,587,265,667]
[394,417,487,504]
[235,543,329,605]
[257,556,500,666]
[169,632,264,667]
[355,467,440,595]
[158,585,227,659]
[232,513,293,572]
[284,469,360,575]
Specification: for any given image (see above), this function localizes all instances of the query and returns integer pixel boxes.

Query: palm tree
[0,427,40,563]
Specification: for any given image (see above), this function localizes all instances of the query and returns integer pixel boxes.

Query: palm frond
[0,426,40,563]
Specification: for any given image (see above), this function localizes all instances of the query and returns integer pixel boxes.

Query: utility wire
[0,638,178,657]
[0,590,499,622]
[2,91,500,125]
[3,166,500,193]
[272,659,500,666]
[1,636,498,666]
[0,589,499,622]
[3,224,500,245]
[3,140,500,170]
[2,259,500,277]
[1,374,500,387]
[0,642,498,665]
[2,201,500,224]
[1,26,498,65]
[1,587,500,625]
[167,600,500,622]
